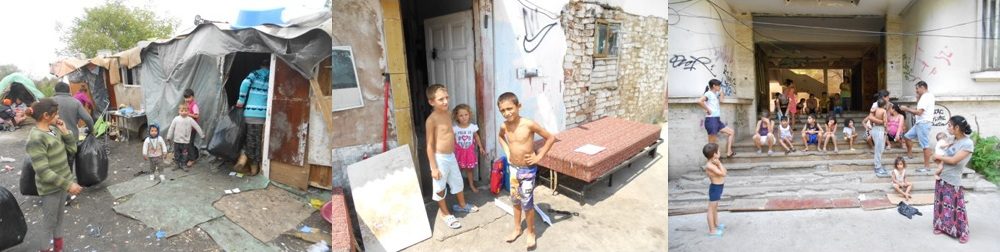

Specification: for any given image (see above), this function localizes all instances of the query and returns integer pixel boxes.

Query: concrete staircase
[668,113,998,215]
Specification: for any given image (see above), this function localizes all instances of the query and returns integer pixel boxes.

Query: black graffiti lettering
[669,55,714,73]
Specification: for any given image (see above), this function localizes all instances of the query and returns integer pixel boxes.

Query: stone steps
[725,148,913,163]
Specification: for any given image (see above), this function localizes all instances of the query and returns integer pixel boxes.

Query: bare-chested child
[703,143,727,237]
[424,84,476,231]
[497,92,555,250]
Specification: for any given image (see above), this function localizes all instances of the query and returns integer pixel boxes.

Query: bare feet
[186,160,194,167]
[471,187,479,193]
[505,229,522,243]
[526,232,536,249]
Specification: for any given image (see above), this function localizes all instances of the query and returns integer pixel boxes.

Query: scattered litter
[229,172,236,176]
[299,226,313,233]
[232,188,240,193]
[0,156,14,162]
[494,198,514,215]
[86,224,103,237]
[2,165,13,173]
[306,241,330,252]
[236,173,244,178]
[310,199,324,209]
[224,190,233,194]
[155,230,166,240]
[535,205,552,226]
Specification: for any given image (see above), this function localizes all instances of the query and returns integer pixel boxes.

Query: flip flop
[707,229,724,238]
[452,204,479,213]
[717,224,726,231]
[443,215,461,229]
[726,151,736,158]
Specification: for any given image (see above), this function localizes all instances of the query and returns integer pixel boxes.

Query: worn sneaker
[916,167,931,173]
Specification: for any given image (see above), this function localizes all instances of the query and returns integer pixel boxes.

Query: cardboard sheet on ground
[106,176,160,199]
[346,145,431,252]
[199,217,279,252]
[213,186,315,242]
[113,170,270,237]
[887,193,934,205]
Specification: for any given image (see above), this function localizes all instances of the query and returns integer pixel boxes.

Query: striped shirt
[25,126,78,195]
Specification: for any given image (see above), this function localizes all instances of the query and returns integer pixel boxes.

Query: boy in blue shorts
[703,143,727,237]
[497,92,555,250]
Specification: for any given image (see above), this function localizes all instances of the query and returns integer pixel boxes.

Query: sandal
[959,237,968,244]
[726,151,736,158]
[933,229,943,235]
[717,224,726,231]
[452,204,479,213]
[443,215,461,229]
[707,229,724,238]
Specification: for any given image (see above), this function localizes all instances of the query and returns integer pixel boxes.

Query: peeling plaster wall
[561,2,668,127]
[329,0,397,187]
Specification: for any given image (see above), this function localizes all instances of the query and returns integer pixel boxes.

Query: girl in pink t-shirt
[453,104,486,193]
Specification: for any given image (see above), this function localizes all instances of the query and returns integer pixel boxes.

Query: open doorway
[400,0,479,199]
[223,52,271,107]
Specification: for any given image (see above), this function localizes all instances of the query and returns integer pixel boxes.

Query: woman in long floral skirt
[932,116,975,244]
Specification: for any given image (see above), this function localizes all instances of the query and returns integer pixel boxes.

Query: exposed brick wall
[561,2,668,128]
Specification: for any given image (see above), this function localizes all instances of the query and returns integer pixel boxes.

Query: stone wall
[561,2,668,127]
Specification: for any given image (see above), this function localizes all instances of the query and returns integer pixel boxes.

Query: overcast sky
[0,0,326,79]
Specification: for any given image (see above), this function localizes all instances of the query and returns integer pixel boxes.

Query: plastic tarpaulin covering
[138,11,331,147]
[66,67,111,117]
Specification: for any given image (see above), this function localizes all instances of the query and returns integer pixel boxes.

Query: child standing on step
[777,118,795,154]
[843,119,858,151]
[165,104,204,171]
[703,143,727,237]
[800,115,824,152]
[753,111,775,155]
[453,104,486,193]
[892,157,913,200]
[822,115,839,152]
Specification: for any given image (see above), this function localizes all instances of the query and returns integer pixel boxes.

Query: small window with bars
[982,0,1000,70]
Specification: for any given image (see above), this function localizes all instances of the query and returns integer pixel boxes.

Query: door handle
[432,48,437,60]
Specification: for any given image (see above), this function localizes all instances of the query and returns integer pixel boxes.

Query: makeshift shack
[0,73,44,105]
[114,11,335,190]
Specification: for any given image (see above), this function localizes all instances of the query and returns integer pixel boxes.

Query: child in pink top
[453,104,486,193]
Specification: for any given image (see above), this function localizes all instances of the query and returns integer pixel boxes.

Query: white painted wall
[899,0,1000,98]
[667,0,750,99]
[598,0,668,19]
[491,0,570,143]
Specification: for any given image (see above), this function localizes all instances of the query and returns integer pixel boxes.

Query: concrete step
[726,148,913,163]
[720,157,940,174]
[668,177,978,204]
[673,168,976,191]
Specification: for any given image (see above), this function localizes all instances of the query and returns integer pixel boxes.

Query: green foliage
[34,77,59,98]
[970,132,1000,185]
[0,64,21,78]
[60,1,176,58]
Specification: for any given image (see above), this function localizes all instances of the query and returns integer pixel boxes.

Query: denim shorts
[904,121,932,149]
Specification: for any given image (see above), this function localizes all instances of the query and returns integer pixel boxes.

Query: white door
[425,10,476,114]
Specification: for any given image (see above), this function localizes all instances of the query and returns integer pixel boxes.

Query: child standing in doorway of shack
[425,84,477,231]
[142,124,168,181]
[497,92,556,250]
[703,142,727,237]
[165,104,204,171]
[182,89,201,163]
[453,104,486,193]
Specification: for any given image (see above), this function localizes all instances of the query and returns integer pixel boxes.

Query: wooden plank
[269,160,310,191]
[269,58,311,166]
[308,164,333,190]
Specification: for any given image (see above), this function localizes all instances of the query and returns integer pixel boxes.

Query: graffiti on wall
[903,39,954,82]
[517,0,559,53]
[669,54,737,96]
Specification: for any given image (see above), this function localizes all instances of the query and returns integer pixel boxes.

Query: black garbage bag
[19,160,37,196]
[75,134,109,187]
[208,107,246,161]
[0,186,27,250]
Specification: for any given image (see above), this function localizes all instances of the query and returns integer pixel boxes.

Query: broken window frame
[120,65,140,87]
[594,20,621,59]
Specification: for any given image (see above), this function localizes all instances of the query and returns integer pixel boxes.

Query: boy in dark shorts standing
[703,143,727,237]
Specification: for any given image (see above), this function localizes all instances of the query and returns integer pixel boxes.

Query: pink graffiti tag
[934,47,953,66]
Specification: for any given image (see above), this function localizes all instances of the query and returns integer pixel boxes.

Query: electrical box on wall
[517,67,540,79]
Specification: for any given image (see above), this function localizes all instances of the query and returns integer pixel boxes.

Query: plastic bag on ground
[0,186,27,250]
[76,134,109,187]
[208,107,246,161]
[19,160,37,196]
